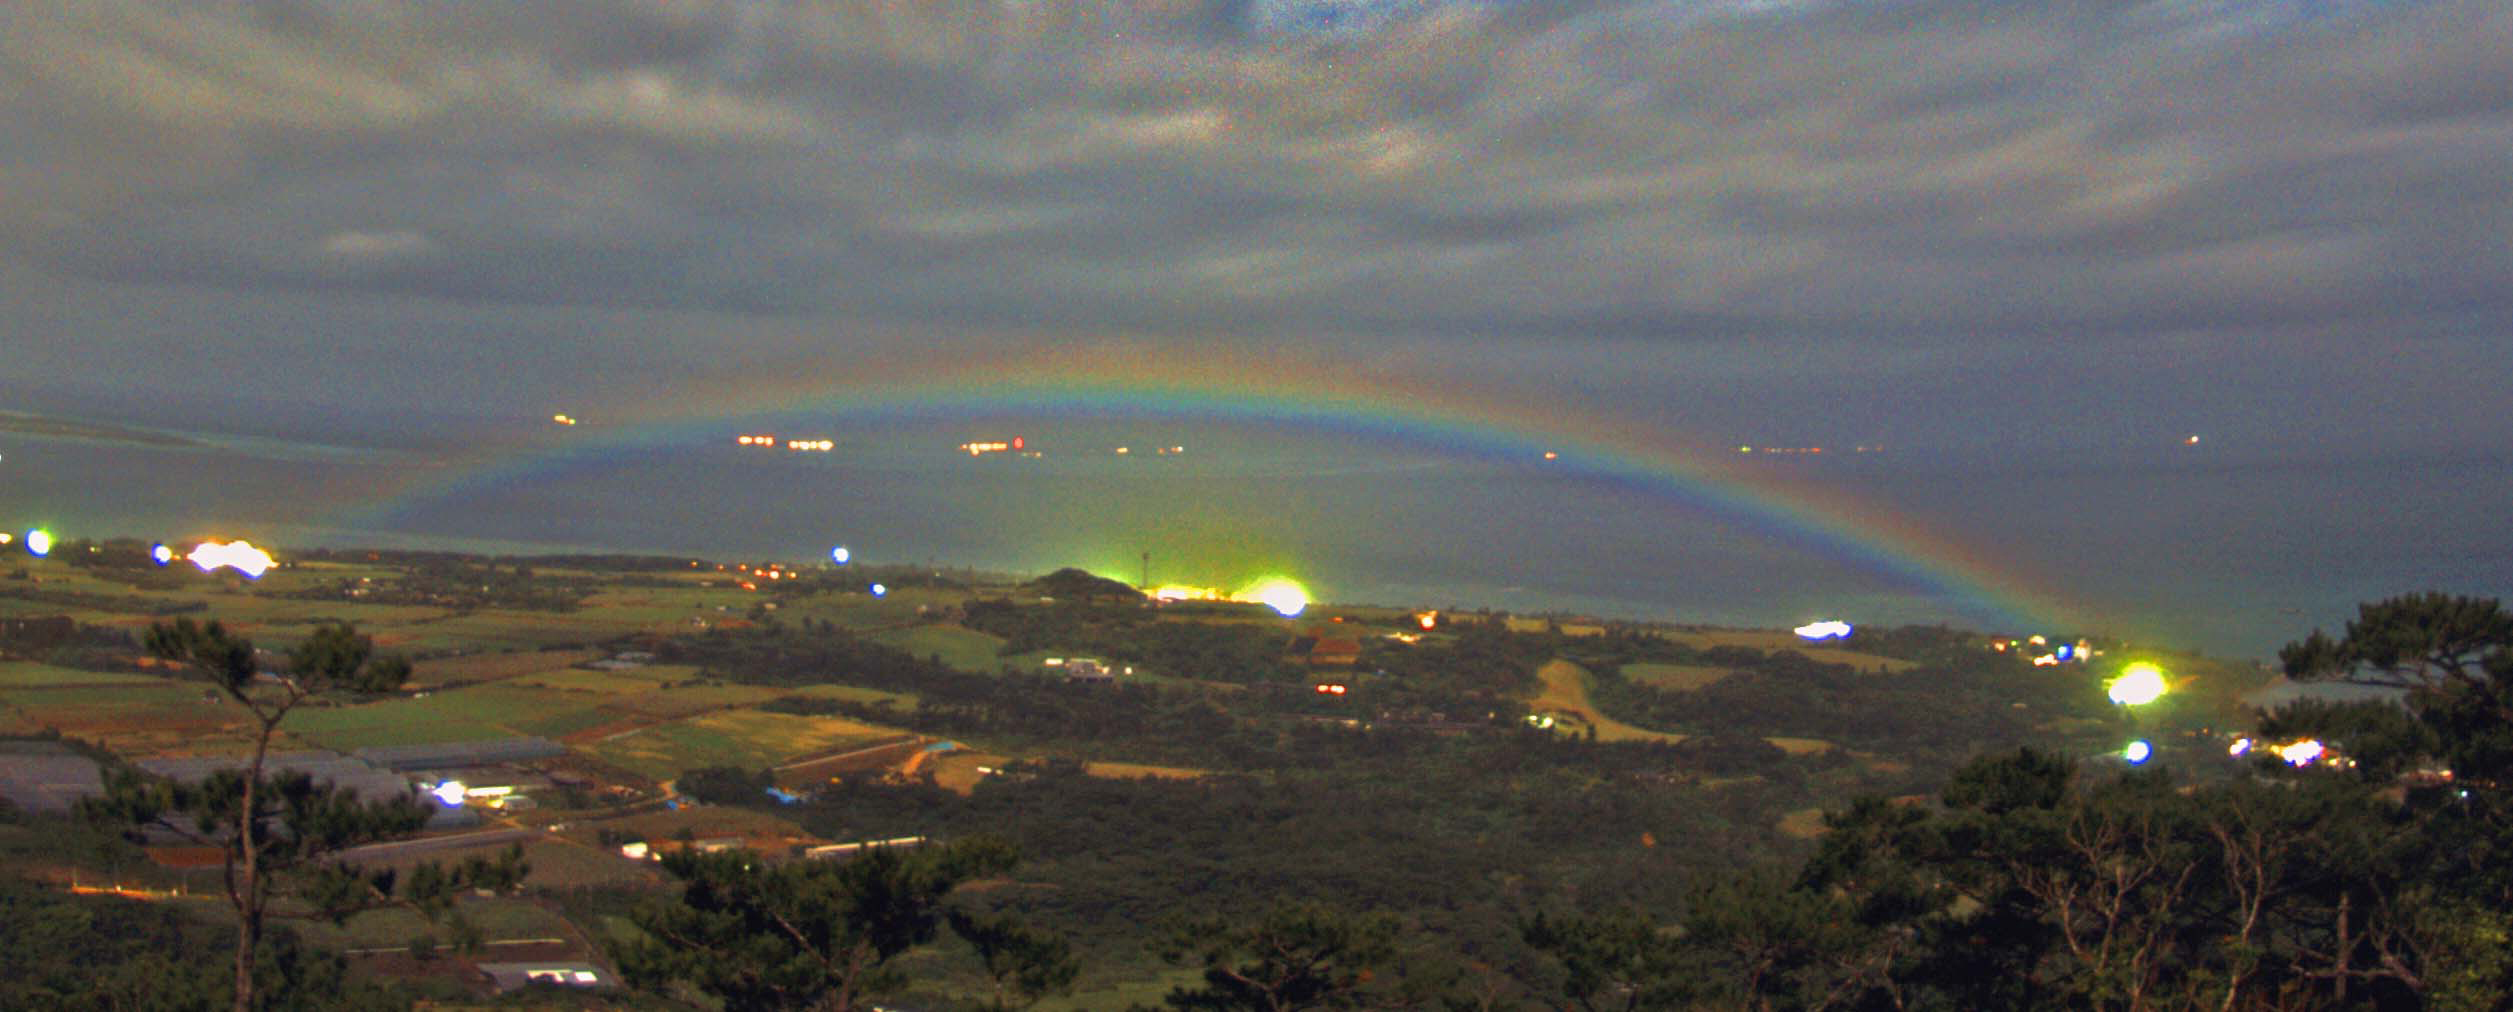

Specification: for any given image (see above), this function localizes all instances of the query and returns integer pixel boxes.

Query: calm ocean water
[5,423,2506,661]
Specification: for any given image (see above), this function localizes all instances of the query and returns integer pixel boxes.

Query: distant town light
[831,545,851,565]
[151,543,173,565]
[430,781,467,807]
[2229,737,2253,757]
[2277,740,2325,766]
[2123,740,2153,764]
[1416,610,1439,631]
[1794,620,1852,641]
[869,583,887,598]
[190,540,274,579]
[2107,663,2168,706]
[24,529,53,557]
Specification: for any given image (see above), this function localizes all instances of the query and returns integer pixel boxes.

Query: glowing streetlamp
[2123,740,2153,764]
[1240,577,1310,618]
[2107,663,2168,706]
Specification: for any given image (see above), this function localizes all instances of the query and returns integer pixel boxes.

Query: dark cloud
[0,0,2505,384]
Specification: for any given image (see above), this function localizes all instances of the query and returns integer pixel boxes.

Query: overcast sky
[2,0,2507,456]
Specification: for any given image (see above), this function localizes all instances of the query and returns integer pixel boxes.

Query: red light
[1012,436,1025,450]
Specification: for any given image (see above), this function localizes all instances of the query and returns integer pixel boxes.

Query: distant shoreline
[0,410,200,448]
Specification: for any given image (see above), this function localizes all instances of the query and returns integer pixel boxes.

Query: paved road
[336,826,539,862]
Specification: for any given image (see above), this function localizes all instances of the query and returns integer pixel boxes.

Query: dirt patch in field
[1530,660,1687,745]
[1777,807,1831,839]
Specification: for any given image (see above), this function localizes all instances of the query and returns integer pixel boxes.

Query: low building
[1288,634,1362,668]
[477,962,609,993]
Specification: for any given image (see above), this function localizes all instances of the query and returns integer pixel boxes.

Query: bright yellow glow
[0,533,11,546]
[1153,584,1219,602]
[1240,577,1310,617]
[552,413,577,426]
[190,540,274,578]
[2107,663,2168,706]
[2229,737,2253,757]
[1415,610,1439,631]
[24,529,53,556]
[2277,739,2325,766]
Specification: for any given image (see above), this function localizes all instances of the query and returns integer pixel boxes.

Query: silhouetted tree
[1155,901,1403,1011]
[80,618,525,1012]
[949,908,1079,1010]
[615,837,1017,1011]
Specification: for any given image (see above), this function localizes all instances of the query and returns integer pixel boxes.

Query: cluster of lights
[732,434,837,451]
[2229,737,2333,767]
[960,438,1023,456]
[551,413,578,426]
[1734,445,1885,455]
[190,540,275,578]
[1314,683,1348,695]
[16,529,274,576]
[1996,634,2097,667]
[1147,579,1313,617]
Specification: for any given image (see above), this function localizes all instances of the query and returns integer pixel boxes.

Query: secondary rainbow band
[351,351,2080,633]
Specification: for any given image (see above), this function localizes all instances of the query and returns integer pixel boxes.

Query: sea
[5,416,2507,663]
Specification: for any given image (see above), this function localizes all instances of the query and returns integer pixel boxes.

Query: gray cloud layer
[6,0,2505,347]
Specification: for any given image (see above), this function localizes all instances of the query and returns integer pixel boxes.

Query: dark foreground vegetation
[4,549,2506,1010]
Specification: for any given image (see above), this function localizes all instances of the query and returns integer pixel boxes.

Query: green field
[587,709,903,779]
[0,661,169,689]
[866,623,1011,673]
[285,684,615,749]
[291,896,579,952]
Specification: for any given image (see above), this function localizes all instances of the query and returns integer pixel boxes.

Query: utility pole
[1140,551,1151,590]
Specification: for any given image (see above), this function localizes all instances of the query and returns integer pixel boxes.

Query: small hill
[1023,567,1146,605]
